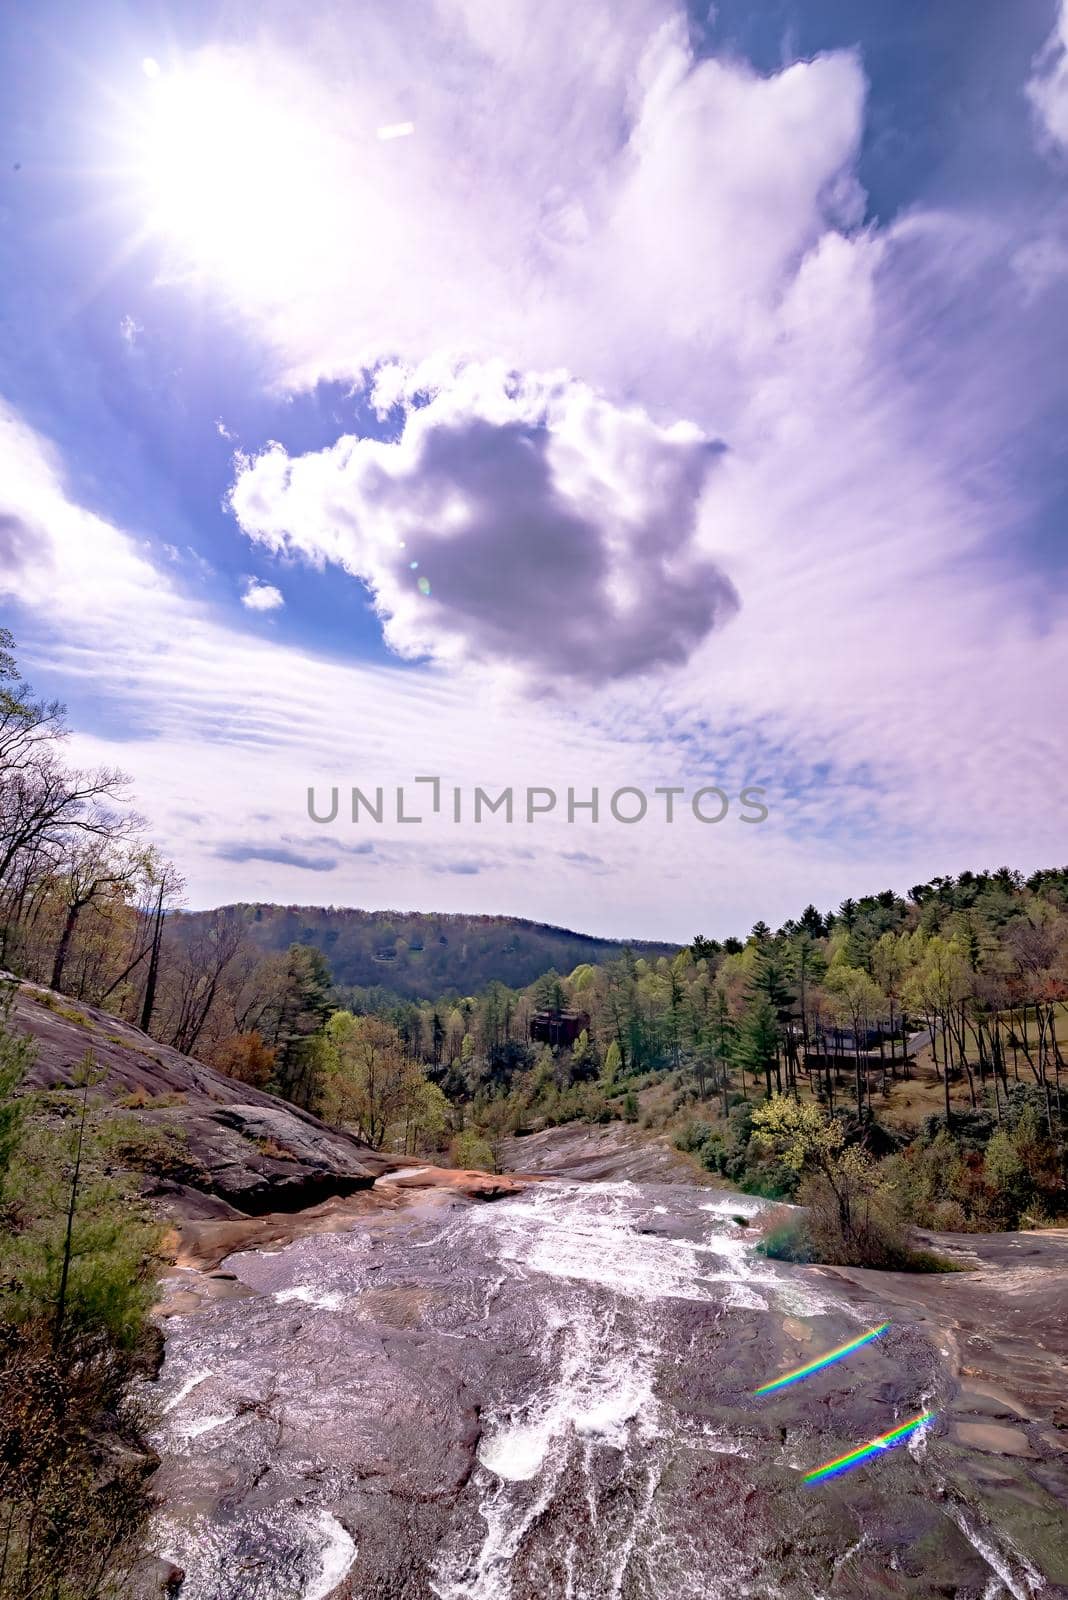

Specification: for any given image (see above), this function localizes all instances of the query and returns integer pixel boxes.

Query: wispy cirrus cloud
[1027,0,1068,153]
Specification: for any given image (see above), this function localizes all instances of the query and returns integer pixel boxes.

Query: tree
[450,1128,495,1170]
[824,965,885,1118]
[264,943,334,1107]
[210,1029,276,1088]
[403,1077,450,1156]
[133,852,185,1032]
[787,932,826,1073]
[322,1012,423,1148]
[160,908,249,1061]
[48,836,144,994]
[751,1096,903,1266]
[533,969,566,1013]
[905,936,971,1126]
[735,996,780,1099]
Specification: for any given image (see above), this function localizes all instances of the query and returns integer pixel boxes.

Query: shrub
[115,1087,186,1110]
[450,1129,495,1171]
[0,1024,160,1596]
[255,1136,296,1161]
[210,1029,276,1088]
[0,1319,157,1599]
[929,1198,969,1232]
[756,1206,812,1263]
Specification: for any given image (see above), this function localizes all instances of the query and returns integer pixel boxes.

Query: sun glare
[134,59,335,297]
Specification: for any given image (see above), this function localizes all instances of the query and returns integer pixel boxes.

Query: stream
[148,1177,1057,1600]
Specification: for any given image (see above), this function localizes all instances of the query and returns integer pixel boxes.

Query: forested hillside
[168,903,677,998]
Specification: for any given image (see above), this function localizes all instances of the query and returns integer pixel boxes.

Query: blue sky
[1,0,1066,937]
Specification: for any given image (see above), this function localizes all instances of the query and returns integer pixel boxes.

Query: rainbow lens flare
[754,1322,889,1395]
[804,1411,935,1484]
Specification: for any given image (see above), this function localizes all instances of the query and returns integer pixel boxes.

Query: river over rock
[147,1172,1067,1600]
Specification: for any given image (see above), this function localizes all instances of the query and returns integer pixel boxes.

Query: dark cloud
[561,849,607,868]
[216,842,337,872]
[382,416,735,683]
[232,387,740,689]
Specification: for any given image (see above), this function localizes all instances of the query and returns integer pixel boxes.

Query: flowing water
[149,1179,1053,1600]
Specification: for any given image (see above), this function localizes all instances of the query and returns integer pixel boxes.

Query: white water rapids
[148,1178,1045,1600]
[421,1180,842,1600]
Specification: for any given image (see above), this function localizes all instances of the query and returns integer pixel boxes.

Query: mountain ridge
[173,902,680,998]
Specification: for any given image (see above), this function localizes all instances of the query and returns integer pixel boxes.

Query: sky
[1,0,1067,942]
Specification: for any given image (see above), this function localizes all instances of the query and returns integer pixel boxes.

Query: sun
[131,55,337,299]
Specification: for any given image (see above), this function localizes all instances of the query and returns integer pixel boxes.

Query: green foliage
[883,1085,1065,1231]
[733,996,780,1095]
[601,1039,622,1087]
[0,987,31,1198]
[751,1095,957,1270]
[450,1128,495,1171]
[270,943,335,1107]
[322,1011,428,1149]
[0,1010,159,1598]
[755,1210,813,1264]
[2,1109,159,1350]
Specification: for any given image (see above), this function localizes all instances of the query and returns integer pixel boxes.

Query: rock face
[499,1120,711,1184]
[146,1178,1068,1600]
[142,1101,393,1214]
[5,975,393,1215]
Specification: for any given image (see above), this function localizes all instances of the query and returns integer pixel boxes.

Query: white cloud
[240,576,285,611]
[0,402,182,627]
[1012,232,1068,301]
[230,370,735,685]
[144,2,864,425]
[1027,0,1068,152]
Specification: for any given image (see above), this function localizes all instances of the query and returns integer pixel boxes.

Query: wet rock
[499,1121,710,1184]
[154,1558,185,1595]
[145,1179,1068,1599]
[953,1421,1036,1456]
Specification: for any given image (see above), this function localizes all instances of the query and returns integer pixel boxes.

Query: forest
[169,904,677,997]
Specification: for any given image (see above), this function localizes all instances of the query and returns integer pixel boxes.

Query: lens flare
[804,1411,935,1484]
[754,1322,889,1395]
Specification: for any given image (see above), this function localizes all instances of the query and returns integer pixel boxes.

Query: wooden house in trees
[529,1008,588,1048]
